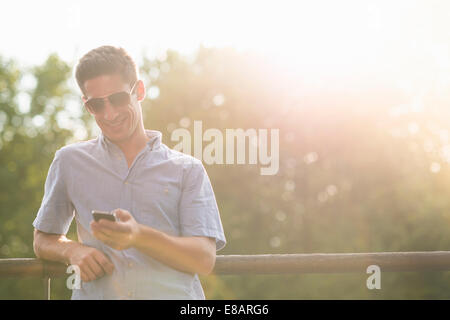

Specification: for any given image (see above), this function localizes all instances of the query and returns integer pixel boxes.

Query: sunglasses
[84,81,138,114]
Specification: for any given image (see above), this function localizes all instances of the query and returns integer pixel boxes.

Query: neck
[114,124,150,157]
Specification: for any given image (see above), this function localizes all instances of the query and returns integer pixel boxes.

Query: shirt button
[128,262,133,268]
[164,188,169,194]
[128,291,133,297]
[124,181,129,185]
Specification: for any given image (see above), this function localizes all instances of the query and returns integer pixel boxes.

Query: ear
[136,80,146,101]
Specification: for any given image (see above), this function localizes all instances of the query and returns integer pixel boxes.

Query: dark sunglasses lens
[87,98,105,113]
[109,92,130,107]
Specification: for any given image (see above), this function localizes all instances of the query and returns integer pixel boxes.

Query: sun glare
[2,0,449,85]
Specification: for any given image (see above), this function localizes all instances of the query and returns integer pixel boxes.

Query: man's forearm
[33,229,82,265]
[132,224,216,275]
[34,229,116,282]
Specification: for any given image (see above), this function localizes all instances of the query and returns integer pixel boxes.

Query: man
[32,45,226,299]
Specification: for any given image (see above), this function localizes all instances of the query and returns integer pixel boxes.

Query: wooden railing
[2,251,450,299]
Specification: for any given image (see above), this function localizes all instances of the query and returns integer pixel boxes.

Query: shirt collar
[99,129,162,152]
[145,130,162,150]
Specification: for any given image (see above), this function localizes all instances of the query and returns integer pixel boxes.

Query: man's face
[82,74,144,144]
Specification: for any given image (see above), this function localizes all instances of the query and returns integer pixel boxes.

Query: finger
[91,222,107,237]
[86,256,105,279]
[94,225,116,237]
[99,234,121,250]
[99,227,130,241]
[92,227,124,250]
[93,225,123,243]
[95,231,123,250]
[80,271,91,282]
[114,209,131,222]
[94,227,127,244]
[90,220,102,231]
[92,220,115,232]
[99,219,128,233]
[80,264,97,282]
[92,228,110,242]
[94,252,115,275]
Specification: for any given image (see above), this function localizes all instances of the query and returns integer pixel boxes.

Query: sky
[2,0,450,90]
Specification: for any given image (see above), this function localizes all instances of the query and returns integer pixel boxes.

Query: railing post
[43,276,51,300]
[42,260,51,300]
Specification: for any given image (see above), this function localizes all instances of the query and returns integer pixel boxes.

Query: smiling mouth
[107,118,126,128]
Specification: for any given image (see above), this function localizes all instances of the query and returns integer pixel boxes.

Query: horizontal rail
[1,251,450,278]
[0,258,67,278]
[213,251,450,274]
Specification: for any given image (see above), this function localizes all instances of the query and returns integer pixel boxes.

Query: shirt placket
[114,145,151,299]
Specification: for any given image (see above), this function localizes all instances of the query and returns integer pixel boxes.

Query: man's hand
[33,229,115,283]
[90,209,140,251]
[68,246,115,282]
[90,209,216,275]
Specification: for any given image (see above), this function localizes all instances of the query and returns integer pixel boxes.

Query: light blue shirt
[33,130,226,299]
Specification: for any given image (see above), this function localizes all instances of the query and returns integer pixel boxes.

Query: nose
[102,98,120,121]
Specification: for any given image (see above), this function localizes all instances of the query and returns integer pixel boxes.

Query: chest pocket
[132,180,181,235]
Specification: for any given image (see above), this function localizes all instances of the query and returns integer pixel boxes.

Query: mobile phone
[92,210,116,222]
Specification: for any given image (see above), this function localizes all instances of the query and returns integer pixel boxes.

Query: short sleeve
[178,159,226,251]
[32,149,74,235]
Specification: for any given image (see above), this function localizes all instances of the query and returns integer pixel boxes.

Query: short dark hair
[75,45,138,95]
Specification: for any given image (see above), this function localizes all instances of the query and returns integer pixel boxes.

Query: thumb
[113,209,131,222]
